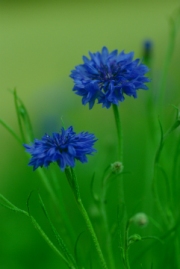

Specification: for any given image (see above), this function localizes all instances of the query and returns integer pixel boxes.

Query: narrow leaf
[26,192,75,269]
[141,235,164,244]
[13,89,26,142]
[74,231,85,265]
[0,193,28,216]
[38,193,77,268]
[0,118,22,144]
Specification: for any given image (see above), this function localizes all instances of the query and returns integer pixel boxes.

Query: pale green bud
[111,161,123,174]
[132,212,148,227]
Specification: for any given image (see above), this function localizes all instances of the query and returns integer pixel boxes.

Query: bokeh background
[1,0,180,268]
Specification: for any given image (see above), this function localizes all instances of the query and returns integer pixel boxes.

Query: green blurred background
[1,0,180,268]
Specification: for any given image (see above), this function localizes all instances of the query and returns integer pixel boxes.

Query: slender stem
[30,215,76,269]
[112,104,123,162]
[38,194,77,268]
[124,221,131,269]
[0,193,76,269]
[0,117,60,216]
[112,104,124,201]
[0,193,28,215]
[152,118,180,227]
[65,167,108,269]
[112,104,126,263]
[132,216,180,263]
[100,172,116,269]
[78,199,108,269]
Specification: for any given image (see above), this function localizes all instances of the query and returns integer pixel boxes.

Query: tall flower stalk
[65,167,108,269]
[70,46,150,267]
[24,125,107,268]
[70,46,149,207]
[2,30,180,268]
[112,104,124,200]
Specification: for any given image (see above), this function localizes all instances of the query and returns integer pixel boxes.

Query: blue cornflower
[24,126,97,171]
[70,46,150,109]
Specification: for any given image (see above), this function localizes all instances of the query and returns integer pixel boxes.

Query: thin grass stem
[65,167,108,269]
[100,172,116,269]
[0,193,76,269]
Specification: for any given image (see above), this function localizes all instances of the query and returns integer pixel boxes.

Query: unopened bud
[132,212,148,227]
[142,40,153,63]
[143,40,153,52]
[111,161,123,174]
[128,234,142,245]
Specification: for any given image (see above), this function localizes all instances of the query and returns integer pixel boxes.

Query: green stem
[30,215,75,269]
[38,194,77,268]
[65,167,108,269]
[0,116,59,215]
[78,199,108,269]
[100,172,116,269]
[112,104,123,162]
[0,193,76,269]
[112,104,126,263]
[112,104,124,201]
[132,215,180,264]
[124,220,131,269]
[152,117,180,227]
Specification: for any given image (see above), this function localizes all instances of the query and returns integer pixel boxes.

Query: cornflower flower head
[70,46,150,109]
[24,126,97,171]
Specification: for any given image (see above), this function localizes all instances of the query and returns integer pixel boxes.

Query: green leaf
[0,118,22,145]
[38,193,77,268]
[11,88,34,143]
[0,193,28,216]
[141,235,164,244]
[74,231,85,266]
[26,192,76,269]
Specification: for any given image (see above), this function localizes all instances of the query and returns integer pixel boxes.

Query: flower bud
[111,161,123,174]
[131,212,148,227]
[128,234,142,245]
[142,40,153,65]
